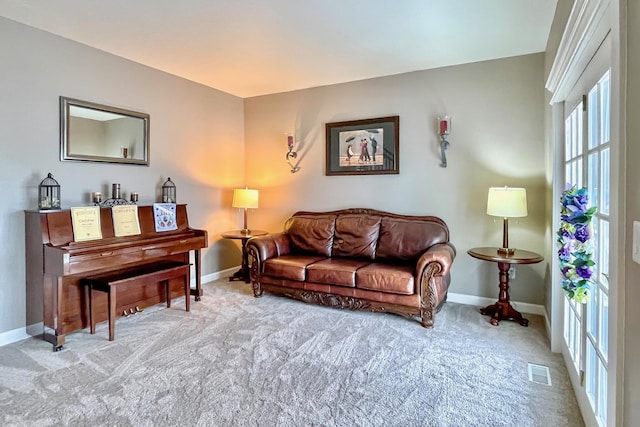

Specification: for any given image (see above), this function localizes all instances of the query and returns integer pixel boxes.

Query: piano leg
[43,275,67,352]
[191,249,203,301]
[44,331,66,352]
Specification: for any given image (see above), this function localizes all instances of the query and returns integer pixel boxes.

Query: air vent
[528,363,552,386]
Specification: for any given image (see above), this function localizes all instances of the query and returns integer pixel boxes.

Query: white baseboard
[447,292,546,316]
[26,322,44,337]
[198,266,238,285]
[544,310,552,341]
[0,325,35,347]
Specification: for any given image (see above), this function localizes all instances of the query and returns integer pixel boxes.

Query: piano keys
[25,204,207,350]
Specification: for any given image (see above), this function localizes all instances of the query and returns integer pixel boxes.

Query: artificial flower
[557,185,597,303]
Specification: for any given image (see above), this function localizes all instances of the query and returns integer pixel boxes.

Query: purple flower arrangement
[557,185,597,303]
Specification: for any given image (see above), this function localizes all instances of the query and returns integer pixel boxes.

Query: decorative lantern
[38,173,61,210]
[162,177,176,203]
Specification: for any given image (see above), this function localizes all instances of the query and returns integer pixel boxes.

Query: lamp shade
[487,187,527,218]
[232,188,259,209]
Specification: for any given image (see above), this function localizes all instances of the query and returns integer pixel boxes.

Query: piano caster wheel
[195,296,201,302]
[53,345,64,352]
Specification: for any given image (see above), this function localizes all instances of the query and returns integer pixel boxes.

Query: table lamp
[232,187,259,234]
[486,186,528,255]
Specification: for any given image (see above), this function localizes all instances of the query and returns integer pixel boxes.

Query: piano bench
[83,261,191,341]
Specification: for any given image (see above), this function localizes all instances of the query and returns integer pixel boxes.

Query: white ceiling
[0,0,559,98]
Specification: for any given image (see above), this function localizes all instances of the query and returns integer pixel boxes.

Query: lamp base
[497,247,515,256]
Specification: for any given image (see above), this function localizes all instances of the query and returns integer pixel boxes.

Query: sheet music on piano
[153,203,178,232]
[112,205,141,237]
[70,206,102,242]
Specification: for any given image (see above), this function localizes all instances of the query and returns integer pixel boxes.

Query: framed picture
[325,116,399,176]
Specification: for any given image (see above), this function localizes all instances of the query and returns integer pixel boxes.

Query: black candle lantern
[162,177,176,203]
[38,173,61,210]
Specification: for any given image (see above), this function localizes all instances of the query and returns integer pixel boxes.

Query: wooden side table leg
[479,303,497,317]
[468,247,541,328]
[241,237,251,283]
[479,302,500,326]
[480,262,528,327]
[497,262,510,307]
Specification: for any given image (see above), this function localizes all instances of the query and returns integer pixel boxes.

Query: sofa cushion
[376,217,448,262]
[263,255,326,281]
[332,214,381,259]
[306,258,371,287]
[355,263,415,295]
[284,215,336,257]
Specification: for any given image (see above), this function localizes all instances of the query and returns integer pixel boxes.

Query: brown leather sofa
[246,208,456,327]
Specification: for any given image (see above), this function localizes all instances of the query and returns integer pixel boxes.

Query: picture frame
[325,116,399,176]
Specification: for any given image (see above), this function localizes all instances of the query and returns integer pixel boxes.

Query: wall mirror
[60,96,150,166]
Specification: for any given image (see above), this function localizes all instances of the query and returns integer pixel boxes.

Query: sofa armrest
[415,242,456,327]
[247,232,291,297]
[246,232,292,263]
[416,242,456,279]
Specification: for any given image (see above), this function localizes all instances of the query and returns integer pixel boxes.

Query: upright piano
[25,204,207,350]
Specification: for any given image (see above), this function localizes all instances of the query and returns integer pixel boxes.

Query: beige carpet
[0,279,583,426]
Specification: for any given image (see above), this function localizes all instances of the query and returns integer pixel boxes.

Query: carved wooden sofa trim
[247,208,456,328]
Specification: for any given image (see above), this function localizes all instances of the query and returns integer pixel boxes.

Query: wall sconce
[486,186,528,255]
[285,134,300,173]
[232,187,259,234]
[437,116,451,168]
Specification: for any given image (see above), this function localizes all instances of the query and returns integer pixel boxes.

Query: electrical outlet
[509,266,516,280]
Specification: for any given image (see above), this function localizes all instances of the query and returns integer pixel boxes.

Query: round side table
[467,247,543,327]
[222,229,267,283]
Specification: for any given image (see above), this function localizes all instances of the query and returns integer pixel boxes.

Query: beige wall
[0,17,246,334]
[244,54,547,303]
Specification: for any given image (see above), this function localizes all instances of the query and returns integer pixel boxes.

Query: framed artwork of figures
[325,116,399,176]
